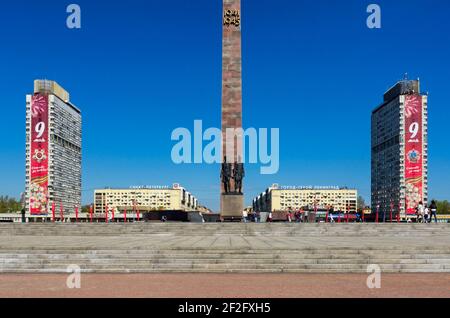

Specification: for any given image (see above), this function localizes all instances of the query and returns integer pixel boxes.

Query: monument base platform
[220,194,244,221]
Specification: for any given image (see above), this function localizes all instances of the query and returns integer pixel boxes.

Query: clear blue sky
[1,0,449,211]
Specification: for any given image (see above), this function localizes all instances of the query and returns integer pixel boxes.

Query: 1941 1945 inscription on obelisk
[220,0,245,220]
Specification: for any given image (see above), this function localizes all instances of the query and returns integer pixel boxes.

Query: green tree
[357,196,366,211]
[0,196,21,213]
[435,200,450,215]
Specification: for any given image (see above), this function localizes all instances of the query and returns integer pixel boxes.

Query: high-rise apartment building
[25,80,82,216]
[371,78,428,218]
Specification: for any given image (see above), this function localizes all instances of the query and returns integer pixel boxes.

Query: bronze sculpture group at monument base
[220,156,245,195]
[220,156,245,220]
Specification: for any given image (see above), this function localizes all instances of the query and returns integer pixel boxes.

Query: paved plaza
[1,273,450,298]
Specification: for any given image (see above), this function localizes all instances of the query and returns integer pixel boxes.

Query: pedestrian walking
[287,209,292,223]
[417,201,425,223]
[242,210,248,223]
[256,211,261,223]
[268,212,273,223]
[328,207,335,223]
[295,210,301,223]
[356,211,362,223]
[424,206,430,223]
[429,200,438,223]
[200,212,205,223]
[328,212,335,223]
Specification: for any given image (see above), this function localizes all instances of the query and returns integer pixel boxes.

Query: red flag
[75,206,79,222]
[51,202,56,222]
[124,208,127,223]
[89,205,93,223]
[60,203,64,221]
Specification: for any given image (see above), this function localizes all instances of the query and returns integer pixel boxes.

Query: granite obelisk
[220,0,244,220]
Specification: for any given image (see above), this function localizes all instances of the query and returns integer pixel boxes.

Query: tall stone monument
[220,0,244,220]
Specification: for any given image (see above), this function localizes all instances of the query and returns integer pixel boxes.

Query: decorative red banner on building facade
[29,94,49,215]
[404,95,423,215]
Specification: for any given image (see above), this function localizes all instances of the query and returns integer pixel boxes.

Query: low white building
[253,184,358,213]
[94,184,199,214]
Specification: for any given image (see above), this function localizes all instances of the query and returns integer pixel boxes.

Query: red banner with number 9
[29,94,49,215]
[404,95,423,215]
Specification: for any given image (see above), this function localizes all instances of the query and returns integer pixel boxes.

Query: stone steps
[3,253,449,259]
[1,268,448,274]
[1,264,449,273]
[1,224,448,236]
[2,252,450,272]
[1,223,449,273]
[3,247,450,252]
[2,258,450,265]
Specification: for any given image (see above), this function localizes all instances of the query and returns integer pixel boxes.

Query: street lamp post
[337,195,342,223]
[376,204,380,223]
[105,202,109,223]
[60,202,64,222]
[390,202,393,223]
[51,202,56,223]
[362,207,365,223]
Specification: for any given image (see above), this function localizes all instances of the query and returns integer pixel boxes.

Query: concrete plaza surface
[1,223,450,273]
[1,273,450,298]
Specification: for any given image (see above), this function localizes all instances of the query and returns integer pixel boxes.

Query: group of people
[244,201,439,223]
[243,210,311,223]
[416,200,438,223]
[242,210,261,223]
[285,210,308,223]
